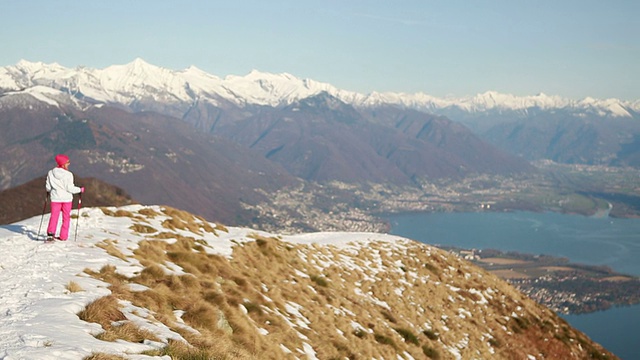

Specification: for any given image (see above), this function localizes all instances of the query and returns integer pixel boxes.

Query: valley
[248,161,640,235]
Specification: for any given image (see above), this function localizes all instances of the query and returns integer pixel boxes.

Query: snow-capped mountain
[3,58,640,183]
[0,59,356,108]
[1,59,637,118]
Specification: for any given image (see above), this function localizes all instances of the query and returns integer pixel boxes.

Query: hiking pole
[74,192,82,242]
[37,192,48,241]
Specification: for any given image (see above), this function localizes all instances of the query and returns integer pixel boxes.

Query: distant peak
[16,59,39,67]
[180,65,222,81]
[184,65,205,72]
[129,57,151,66]
[119,58,168,72]
[14,59,65,72]
[245,69,298,81]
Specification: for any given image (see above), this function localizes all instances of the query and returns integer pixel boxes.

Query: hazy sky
[2,0,638,100]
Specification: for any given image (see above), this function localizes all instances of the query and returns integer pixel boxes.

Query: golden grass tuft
[134,240,168,266]
[194,214,218,235]
[66,280,84,293]
[107,283,133,299]
[215,223,229,233]
[136,264,168,285]
[153,231,179,239]
[96,321,161,343]
[127,289,175,318]
[130,223,157,234]
[114,209,135,218]
[143,337,254,360]
[95,240,129,261]
[83,353,127,360]
[138,207,161,218]
[78,296,126,330]
[182,300,220,330]
[161,206,217,235]
[161,217,195,234]
[100,208,115,216]
[247,234,284,258]
[84,265,129,287]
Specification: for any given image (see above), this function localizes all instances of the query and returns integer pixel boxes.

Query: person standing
[45,154,84,241]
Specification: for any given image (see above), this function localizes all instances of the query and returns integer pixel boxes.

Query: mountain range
[2,58,638,116]
[2,59,639,166]
[1,59,639,224]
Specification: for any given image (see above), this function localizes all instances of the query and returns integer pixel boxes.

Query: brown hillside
[81,205,617,360]
[0,176,134,225]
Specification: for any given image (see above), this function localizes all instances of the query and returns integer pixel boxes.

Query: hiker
[45,154,84,241]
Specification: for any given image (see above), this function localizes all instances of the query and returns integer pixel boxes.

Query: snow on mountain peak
[221,70,343,106]
[577,97,633,117]
[0,59,636,117]
[182,65,215,77]
[14,59,66,74]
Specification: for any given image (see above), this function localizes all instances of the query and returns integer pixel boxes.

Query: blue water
[387,211,640,360]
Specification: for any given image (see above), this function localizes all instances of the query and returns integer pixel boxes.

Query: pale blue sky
[2,0,638,100]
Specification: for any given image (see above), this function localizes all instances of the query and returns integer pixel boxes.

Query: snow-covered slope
[0,59,636,117]
[0,204,615,359]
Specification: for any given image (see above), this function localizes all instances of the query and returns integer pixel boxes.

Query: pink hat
[55,154,69,167]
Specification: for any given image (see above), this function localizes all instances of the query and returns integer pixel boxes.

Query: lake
[387,211,640,360]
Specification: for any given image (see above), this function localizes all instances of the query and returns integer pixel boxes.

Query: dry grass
[114,209,135,218]
[161,206,217,235]
[66,281,84,293]
[138,207,161,218]
[100,208,115,216]
[87,234,266,358]
[81,206,617,360]
[142,338,254,360]
[83,265,129,287]
[215,223,229,233]
[96,321,160,343]
[83,354,127,360]
[95,240,129,261]
[133,240,168,266]
[77,295,126,330]
[130,223,157,234]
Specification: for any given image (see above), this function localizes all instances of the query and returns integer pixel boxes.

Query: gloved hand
[80,187,85,193]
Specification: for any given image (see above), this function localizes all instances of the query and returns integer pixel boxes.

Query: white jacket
[46,167,81,202]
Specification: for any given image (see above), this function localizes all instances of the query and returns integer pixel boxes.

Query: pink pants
[47,202,73,240]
